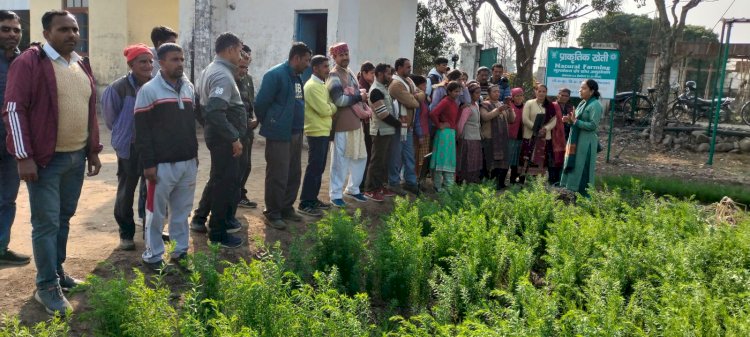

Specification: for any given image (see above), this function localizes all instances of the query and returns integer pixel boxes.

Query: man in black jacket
[192,32,247,249]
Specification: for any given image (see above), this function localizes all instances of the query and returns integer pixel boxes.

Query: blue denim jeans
[0,153,20,251]
[27,150,85,288]
[388,128,417,186]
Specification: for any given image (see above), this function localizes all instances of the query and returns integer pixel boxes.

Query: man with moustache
[134,43,198,270]
[102,44,154,251]
[3,10,103,315]
[0,10,30,266]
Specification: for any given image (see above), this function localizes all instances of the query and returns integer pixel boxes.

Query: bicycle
[614,83,680,126]
[741,101,750,126]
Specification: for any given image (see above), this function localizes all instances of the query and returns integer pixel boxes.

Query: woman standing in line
[560,79,603,195]
[506,87,525,184]
[456,83,483,184]
[480,85,515,189]
[429,81,463,192]
[520,84,556,182]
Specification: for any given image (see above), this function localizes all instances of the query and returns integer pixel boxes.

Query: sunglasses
[0,27,21,34]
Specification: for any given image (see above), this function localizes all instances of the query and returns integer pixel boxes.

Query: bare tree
[649,0,704,144]
[428,0,484,43]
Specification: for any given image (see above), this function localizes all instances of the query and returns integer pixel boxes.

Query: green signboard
[545,48,620,99]
[479,48,498,69]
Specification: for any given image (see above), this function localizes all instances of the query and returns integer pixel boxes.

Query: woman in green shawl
[560,79,603,195]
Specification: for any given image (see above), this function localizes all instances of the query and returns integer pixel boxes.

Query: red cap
[329,42,349,56]
[123,43,152,64]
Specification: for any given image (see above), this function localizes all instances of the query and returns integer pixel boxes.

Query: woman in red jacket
[429,81,462,192]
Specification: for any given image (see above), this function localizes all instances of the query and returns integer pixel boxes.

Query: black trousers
[364,134,392,192]
[359,122,372,190]
[114,144,141,240]
[299,136,330,208]
[196,142,241,241]
[239,137,254,199]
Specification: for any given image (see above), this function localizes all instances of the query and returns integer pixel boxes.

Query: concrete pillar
[191,0,213,82]
[459,42,482,79]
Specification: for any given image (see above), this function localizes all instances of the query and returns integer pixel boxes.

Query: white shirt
[43,42,82,68]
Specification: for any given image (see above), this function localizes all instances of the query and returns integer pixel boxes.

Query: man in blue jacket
[255,42,311,230]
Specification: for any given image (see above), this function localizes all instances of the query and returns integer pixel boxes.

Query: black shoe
[298,204,323,217]
[190,219,208,233]
[0,249,31,265]
[403,183,420,196]
[171,253,192,272]
[143,260,176,274]
[58,272,83,292]
[263,213,287,230]
[238,198,258,209]
[315,200,332,210]
[117,239,136,251]
[281,209,303,222]
[210,234,243,249]
[226,218,242,234]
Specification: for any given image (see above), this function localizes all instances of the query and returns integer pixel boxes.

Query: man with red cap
[102,43,154,251]
[326,42,369,207]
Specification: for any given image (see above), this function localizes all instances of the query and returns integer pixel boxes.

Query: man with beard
[134,43,198,270]
[326,42,368,207]
[0,10,29,266]
[476,66,491,99]
[3,10,103,314]
[102,44,154,251]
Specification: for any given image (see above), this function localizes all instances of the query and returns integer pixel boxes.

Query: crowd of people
[0,10,603,316]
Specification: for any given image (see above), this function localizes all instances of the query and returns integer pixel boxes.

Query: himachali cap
[123,43,152,63]
[329,42,349,56]
[511,87,524,96]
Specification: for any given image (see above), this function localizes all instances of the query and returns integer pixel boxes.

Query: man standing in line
[0,10,30,266]
[3,10,102,314]
[102,44,153,251]
[363,63,400,202]
[476,66,491,99]
[192,33,246,248]
[237,45,259,209]
[425,57,448,102]
[489,63,512,101]
[135,43,198,269]
[149,26,178,77]
[327,42,368,207]
[388,58,424,196]
[298,55,336,216]
[255,42,311,229]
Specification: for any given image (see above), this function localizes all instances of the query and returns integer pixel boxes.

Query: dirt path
[1,122,747,330]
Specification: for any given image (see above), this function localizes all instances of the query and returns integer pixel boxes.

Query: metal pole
[693,60,701,124]
[707,23,727,135]
[707,21,732,165]
[606,99,615,162]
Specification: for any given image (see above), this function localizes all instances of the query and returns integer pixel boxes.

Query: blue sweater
[255,61,305,141]
[102,73,140,159]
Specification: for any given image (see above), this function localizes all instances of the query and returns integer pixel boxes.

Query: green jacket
[560,97,603,194]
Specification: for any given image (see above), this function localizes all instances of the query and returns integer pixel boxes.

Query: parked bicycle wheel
[668,103,688,123]
[623,95,653,126]
[742,101,750,126]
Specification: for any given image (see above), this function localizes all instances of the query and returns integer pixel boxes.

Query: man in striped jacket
[134,43,198,271]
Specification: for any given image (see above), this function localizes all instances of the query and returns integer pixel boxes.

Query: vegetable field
[3,180,749,336]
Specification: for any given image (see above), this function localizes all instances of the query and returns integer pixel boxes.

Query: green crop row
[2,179,748,336]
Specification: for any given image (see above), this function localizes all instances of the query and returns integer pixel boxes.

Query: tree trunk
[649,33,677,144]
[514,48,533,87]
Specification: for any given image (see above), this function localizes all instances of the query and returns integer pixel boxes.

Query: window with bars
[63,0,88,55]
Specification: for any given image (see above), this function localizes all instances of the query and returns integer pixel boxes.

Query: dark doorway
[296,11,327,82]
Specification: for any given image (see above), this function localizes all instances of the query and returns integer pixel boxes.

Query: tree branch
[446,1,472,43]
[484,0,523,48]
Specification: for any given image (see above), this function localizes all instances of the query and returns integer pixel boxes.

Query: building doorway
[295,11,327,55]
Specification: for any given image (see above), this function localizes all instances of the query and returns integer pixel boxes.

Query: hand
[361,92,368,102]
[562,115,570,123]
[144,166,157,183]
[87,154,102,177]
[232,139,243,158]
[569,114,577,125]
[17,158,38,182]
[248,119,259,129]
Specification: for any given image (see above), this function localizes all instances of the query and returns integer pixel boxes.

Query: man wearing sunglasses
[0,10,29,266]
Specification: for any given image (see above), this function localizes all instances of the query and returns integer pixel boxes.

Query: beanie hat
[123,43,152,64]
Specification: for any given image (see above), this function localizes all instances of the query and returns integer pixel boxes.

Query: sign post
[545,47,620,162]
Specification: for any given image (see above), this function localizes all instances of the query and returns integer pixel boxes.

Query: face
[314,62,330,79]
[333,52,349,68]
[159,50,185,80]
[448,88,462,99]
[384,68,393,84]
[436,63,448,74]
[579,82,592,99]
[417,82,426,92]
[513,93,525,105]
[362,70,375,84]
[0,19,21,51]
[130,53,154,80]
[557,90,570,104]
[535,86,547,100]
[398,60,412,76]
[476,70,489,84]
[43,14,79,56]
[237,56,250,79]
[489,88,500,101]
[492,67,503,80]
[224,43,243,66]
[470,89,481,102]
[292,52,312,74]
[460,74,469,83]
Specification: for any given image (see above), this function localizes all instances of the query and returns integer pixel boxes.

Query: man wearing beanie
[102,43,153,251]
